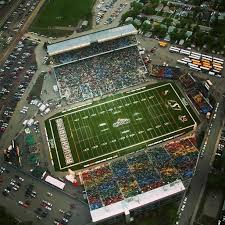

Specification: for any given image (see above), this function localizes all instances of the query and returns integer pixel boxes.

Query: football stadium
[44,25,199,224]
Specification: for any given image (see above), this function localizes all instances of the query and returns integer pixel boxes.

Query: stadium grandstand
[47,25,148,104]
[45,25,200,225]
[80,136,198,224]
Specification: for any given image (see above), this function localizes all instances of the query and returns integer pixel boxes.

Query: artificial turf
[45,82,197,171]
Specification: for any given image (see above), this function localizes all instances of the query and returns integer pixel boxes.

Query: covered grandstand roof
[47,24,137,56]
[90,180,185,223]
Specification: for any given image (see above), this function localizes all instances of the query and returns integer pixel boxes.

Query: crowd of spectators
[81,136,199,211]
[188,89,213,114]
[179,72,213,114]
[151,65,181,79]
[82,165,123,210]
[111,159,140,198]
[147,147,178,184]
[52,36,137,65]
[164,137,199,178]
[126,152,162,193]
[54,46,148,104]
[179,73,196,89]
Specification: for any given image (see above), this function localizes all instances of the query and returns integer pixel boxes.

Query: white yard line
[48,82,196,170]
[169,83,196,125]
[60,124,195,170]
[50,83,171,120]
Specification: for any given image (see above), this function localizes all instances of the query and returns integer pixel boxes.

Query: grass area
[30,27,73,38]
[137,202,179,225]
[45,82,197,171]
[31,0,95,36]
[28,72,44,99]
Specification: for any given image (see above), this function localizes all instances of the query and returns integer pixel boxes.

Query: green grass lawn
[45,82,197,171]
[31,0,95,35]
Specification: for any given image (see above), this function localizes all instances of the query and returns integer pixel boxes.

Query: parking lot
[0,38,37,137]
[0,0,40,52]
[0,163,91,225]
[93,0,132,27]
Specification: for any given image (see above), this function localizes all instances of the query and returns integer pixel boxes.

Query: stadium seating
[52,36,137,65]
[110,159,141,198]
[81,136,199,210]
[54,46,148,104]
[151,65,181,79]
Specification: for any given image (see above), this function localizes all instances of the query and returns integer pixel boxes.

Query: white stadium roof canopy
[47,24,137,56]
[89,180,185,223]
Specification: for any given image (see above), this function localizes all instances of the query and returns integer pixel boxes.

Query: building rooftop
[90,180,185,223]
[47,24,137,56]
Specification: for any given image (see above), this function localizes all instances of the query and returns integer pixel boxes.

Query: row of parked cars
[215,129,225,158]
[54,210,73,225]
[2,172,24,197]
[95,0,118,25]
[1,0,39,49]
[0,38,37,135]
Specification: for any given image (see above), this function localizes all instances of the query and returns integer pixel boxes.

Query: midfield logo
[113,118,130,127]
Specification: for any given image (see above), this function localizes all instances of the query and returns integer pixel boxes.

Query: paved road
[0,0,45,64]
[178,96,225,225]
[0,0,23,28]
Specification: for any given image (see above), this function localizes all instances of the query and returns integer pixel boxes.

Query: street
[178,96,225,225]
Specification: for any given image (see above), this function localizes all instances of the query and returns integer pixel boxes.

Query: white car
[59,209,65,213]
[45,206,52,211]
[47,192,53,197]
[19,177,24,182]
[31,193,36,198]
[62,218,68,223]
[12,186,18,191]
[4,189,10,193]
[47,202,52,207]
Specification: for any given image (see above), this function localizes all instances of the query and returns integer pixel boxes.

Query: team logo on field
[167,100,181,111]
[178,115,188,122]
[113,118,130,127]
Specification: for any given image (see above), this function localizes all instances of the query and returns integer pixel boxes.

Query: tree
[152,24,167,38]
[162,17,173,27]
[143,5,156,15]
[191,0,203,6]
[170,28,179,42]
[130,1,143,13]
[141,21,151,34]
[207,173,225,189]
[0,206,33,225]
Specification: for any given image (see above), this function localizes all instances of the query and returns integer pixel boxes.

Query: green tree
[141,21,151,34]
[143,5,156,15]
[162,17,173,27]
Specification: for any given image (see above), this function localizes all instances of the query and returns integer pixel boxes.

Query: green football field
[45,82,197,171]
[31,0,95,35]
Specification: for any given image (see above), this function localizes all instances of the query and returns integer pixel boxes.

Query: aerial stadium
[44,24,199,224]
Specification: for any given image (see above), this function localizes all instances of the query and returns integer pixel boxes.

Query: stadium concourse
[47,24,148,104]
[80,136,198,223]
